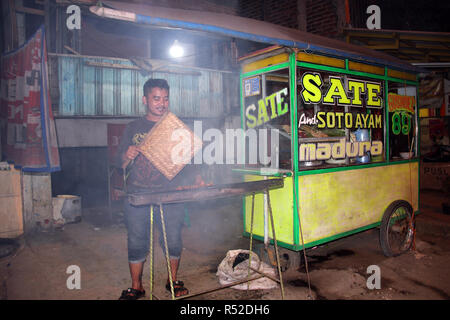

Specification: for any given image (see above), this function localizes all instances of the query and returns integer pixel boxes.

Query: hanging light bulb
[169,40,184,58]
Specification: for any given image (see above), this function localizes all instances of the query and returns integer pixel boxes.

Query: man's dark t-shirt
[117,117,197,193]
[117,117,168,192]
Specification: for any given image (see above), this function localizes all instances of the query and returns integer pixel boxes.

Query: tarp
[1,26,60,172]
[419,76,444,109]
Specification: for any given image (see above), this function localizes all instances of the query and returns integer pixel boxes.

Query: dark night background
[349,0,450,32]
[202,0,450,32]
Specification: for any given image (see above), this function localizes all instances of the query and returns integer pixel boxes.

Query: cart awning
[90,1,421,74]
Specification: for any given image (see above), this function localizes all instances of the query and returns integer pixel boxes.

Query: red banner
[1,26,60,171]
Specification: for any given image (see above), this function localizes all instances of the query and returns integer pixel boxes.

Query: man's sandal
[165,280,189,297]
[119,288,146,300]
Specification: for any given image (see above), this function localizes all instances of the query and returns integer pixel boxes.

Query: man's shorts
[124,200,185,263]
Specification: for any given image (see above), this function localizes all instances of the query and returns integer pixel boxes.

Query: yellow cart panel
[297,163,419,245]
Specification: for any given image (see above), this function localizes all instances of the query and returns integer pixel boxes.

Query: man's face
[143,87,169,119]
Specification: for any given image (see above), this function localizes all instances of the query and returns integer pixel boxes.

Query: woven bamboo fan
[137,112,203,180]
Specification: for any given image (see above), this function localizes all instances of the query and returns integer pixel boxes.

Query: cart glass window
[242,68,292,170]
[387,82,417,160]
[297,68,385,169]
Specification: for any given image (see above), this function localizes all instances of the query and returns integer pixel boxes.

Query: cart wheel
[379,200,415,257]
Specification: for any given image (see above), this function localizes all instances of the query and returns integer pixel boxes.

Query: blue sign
[244,76,261,97]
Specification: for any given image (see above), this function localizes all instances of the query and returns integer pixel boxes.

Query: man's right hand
[122,146,140,168]
[125,145,139,161]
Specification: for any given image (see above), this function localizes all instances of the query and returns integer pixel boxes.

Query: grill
[127,177,286,300]
[128,178,284,205]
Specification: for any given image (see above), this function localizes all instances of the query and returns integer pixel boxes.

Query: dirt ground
[1,190,450,301]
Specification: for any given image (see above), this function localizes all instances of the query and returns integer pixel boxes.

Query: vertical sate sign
[1,26,60,171]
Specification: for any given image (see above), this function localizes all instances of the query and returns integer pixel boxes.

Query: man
[117,78,189,300]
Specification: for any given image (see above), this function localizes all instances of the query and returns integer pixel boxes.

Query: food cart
[88,1,422,294]
[238,45,420,268]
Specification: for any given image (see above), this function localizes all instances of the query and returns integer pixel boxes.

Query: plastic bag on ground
[216,249,278,290]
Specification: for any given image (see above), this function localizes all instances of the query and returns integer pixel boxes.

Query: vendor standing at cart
[117,78,189,299]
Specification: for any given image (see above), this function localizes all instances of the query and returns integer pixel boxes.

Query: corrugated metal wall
[54,54,231,118]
